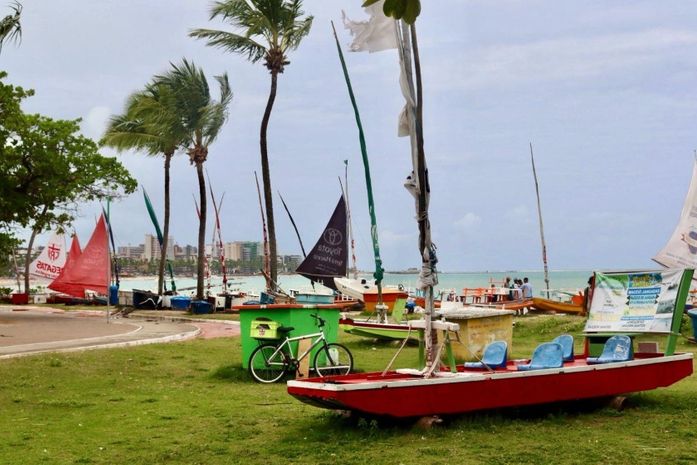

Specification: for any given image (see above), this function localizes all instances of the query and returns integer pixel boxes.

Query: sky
[3,0,697,273]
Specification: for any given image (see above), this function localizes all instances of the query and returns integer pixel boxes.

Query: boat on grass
[288,7,694,420]
[289,351,692,418]
[290,268,694,418]
[531,296,585,315]
[334,277,407,312]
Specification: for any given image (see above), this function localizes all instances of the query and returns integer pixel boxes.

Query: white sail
[653,159,697,269]
[28,231,67,280]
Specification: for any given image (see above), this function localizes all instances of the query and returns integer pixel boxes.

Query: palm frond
[191,0,312,65]
[189,28,266,62]
[0,2,22,52]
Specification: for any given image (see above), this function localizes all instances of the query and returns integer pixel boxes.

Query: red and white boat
[288,352,693,418]
[290,268,696,418]
[334,277,407,312]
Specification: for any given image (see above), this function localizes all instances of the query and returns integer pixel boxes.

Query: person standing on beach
[521,277,533,300]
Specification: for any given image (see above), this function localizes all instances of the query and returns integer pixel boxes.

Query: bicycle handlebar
[310,314,326,327]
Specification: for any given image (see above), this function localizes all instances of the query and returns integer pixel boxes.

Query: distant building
[282,254,302,272]
[223,241,264,262]
[173,244,197,261]
[143,234,174,261]
[117,244,145,260]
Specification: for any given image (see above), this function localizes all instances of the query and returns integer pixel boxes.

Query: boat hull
[333,278,407,312]
[288,353,693,418]
[532,297,585,315]
[362,291,409,312]
[339,317,417,340]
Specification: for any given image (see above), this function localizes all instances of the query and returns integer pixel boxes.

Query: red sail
[49,216,108,297]
[66,234,82,265]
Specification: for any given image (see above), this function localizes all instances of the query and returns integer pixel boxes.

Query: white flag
[342,1,397,53]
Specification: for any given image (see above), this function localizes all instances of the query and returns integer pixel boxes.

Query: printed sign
[584,269,686,333]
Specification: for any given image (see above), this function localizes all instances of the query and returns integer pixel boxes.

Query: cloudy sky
[3,1,697,272]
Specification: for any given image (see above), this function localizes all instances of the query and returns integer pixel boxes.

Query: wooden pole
[530,143,550,298]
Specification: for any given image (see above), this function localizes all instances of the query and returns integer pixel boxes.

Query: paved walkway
[0,305,240,359]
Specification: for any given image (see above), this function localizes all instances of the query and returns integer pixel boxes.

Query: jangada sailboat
[294,195,350,304]
[28,230,67,282]
[287,5,694,419]
[48,215,109,301]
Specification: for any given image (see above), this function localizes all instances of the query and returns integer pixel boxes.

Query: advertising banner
[584,269,687,333]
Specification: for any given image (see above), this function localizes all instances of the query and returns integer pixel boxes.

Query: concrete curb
[126,312,241,327]
[0,326,202,360]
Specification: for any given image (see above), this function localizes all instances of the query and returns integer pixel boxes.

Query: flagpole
[344,159,358,279]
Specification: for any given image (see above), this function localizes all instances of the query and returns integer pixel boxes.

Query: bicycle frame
[263,330,327,368]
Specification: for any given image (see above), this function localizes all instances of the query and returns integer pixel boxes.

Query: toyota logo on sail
[323,228,343,246]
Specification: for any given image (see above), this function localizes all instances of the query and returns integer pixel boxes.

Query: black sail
[296,196,347,290]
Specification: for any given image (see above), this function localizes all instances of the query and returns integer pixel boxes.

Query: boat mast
[331,22,387,321]
[144,188,176,293]
[192,193,212,297]
[279,192,308,258]
[104,212,111,324]
[397,20,438,368]
[530,143,550,298]
[255,171,272,292]
[207,174,227,293]
[344,159,358,279]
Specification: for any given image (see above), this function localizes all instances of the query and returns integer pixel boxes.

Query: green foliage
[0,2,21,53]
[102,82,185,158]
[363,0,421,24]
[0,71,137,256]
[190,0,314,72]
[153,59,231,160]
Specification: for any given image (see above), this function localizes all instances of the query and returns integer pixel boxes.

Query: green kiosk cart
[238,303,342,369]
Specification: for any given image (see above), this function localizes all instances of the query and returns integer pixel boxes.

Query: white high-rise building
[143,234,174,261]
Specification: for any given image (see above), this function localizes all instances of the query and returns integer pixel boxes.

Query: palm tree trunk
[260,71,279,288]
[158,152,173,296]
[195,161,207,300]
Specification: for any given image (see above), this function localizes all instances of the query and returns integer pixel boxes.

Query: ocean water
[113,270,592,297]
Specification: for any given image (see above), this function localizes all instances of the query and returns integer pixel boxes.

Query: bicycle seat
[278,326,294,333]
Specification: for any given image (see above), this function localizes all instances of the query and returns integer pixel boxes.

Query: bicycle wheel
[313,343,353,377]
[249,344,289,383]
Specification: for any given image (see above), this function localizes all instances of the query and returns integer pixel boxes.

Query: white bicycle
[248,314,353,383]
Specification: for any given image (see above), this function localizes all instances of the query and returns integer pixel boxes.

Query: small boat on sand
[531,296,585,315]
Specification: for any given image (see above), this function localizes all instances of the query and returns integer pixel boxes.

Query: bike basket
[250,319,281,339]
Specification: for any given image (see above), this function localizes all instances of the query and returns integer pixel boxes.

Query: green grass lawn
[1,315,696,465]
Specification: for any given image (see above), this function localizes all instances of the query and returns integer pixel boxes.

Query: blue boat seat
[587,335,633,364]
[517,342,564,371]
[464,341,508,369]
[552,334,574,362]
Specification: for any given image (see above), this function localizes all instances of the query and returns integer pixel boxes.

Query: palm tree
[154,59,232,300]
[0,2,21,53]
[190,0,313,288]
[102,83,186,296]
